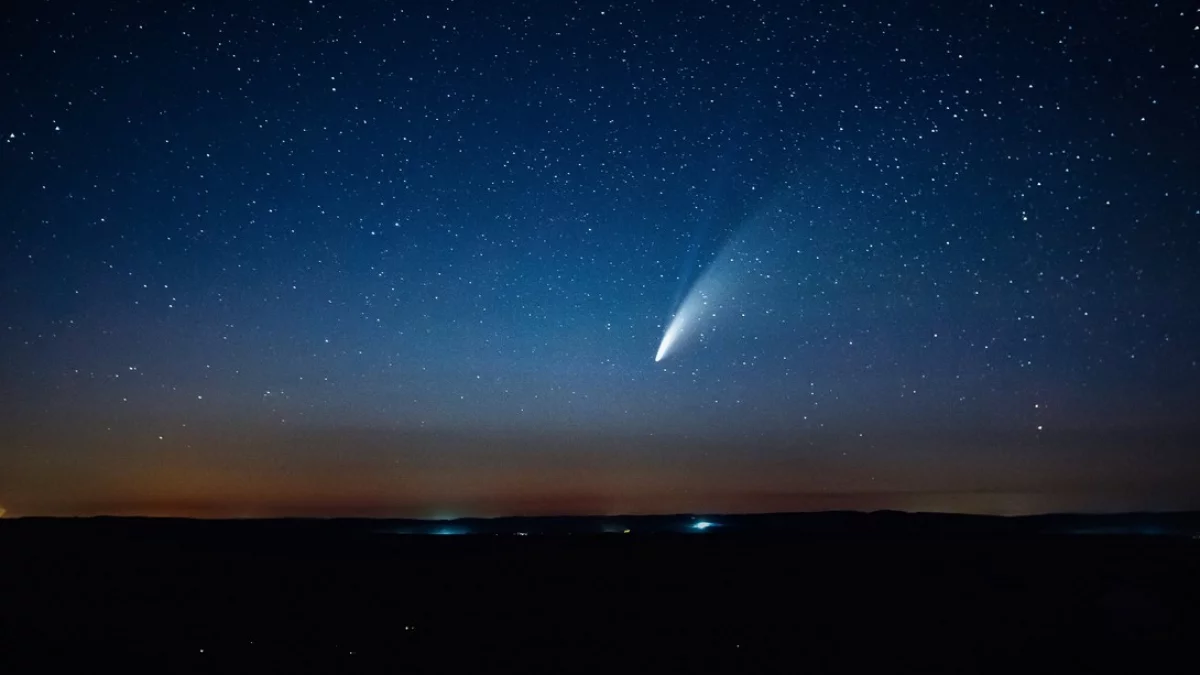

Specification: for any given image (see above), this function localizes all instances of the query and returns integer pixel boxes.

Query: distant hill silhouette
[3,510,1198,540]
[3,509,1198,671]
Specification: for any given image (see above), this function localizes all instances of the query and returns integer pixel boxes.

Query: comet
[654,329,674,363]
[655,218,783,362]
[655,236,742,362]
[654,286,714,362]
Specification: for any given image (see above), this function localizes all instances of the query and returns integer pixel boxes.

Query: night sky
[2,0,1198,518]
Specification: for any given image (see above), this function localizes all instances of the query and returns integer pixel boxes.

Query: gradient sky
[1,0,1198,518]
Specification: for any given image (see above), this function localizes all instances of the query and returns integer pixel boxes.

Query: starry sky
[2,0,1198,518]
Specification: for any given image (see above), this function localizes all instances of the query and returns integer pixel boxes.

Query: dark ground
[1,516,1198,673]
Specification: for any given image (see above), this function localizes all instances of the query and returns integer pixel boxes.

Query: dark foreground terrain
[2,514,1198,673]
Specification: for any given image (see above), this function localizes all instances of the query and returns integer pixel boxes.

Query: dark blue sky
[1,0,1197,517]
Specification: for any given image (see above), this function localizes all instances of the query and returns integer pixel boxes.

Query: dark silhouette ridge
[2,512,1198,672]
